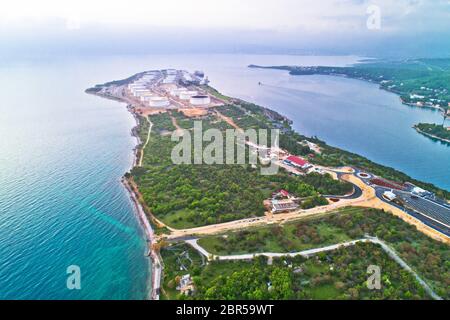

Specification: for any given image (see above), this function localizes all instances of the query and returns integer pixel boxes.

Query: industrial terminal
[120,69,220,114]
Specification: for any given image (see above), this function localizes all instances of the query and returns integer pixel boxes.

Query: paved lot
[374,187,450,236]
[394,190,450,227]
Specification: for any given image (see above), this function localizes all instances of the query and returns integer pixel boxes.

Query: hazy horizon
[2,0,450,59]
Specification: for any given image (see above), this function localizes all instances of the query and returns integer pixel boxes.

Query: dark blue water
[0,54,448,300]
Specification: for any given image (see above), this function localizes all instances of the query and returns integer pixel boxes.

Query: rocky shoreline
[414,126,450,144]
[88,89,162,300]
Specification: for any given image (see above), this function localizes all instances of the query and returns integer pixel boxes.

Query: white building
[412,187,428,196]
[383,191,397,202]
[176,274,194,295]
[271,199,299,213]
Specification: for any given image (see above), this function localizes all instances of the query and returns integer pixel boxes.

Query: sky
[1,0,450,58]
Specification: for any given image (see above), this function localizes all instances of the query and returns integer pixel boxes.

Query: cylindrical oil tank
[170,88,187,96]
[149,97,170,107]
[190,95,211,105]
[179,91,198,100]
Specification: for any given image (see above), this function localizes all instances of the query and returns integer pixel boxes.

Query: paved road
[150,253,162,300]
[351,168,450,238]
[186,237,442,300]
[374,188,450,237]
[187,238,368,261]
[323,172,363,200]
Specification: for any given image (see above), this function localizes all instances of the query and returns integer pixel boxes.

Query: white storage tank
[140,93,154,102]
[179,91,198,100]
[133,89,151,97]
[190,95,211,105]
[129,84,146,90]
[170,88,187,97]
[149,97,170,107]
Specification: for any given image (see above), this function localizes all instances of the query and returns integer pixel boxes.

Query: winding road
[184,236,442,300]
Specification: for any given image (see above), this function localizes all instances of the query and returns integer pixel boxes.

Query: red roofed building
[272,189,291,199]
[280,189,290,197]
[285,156,312,170]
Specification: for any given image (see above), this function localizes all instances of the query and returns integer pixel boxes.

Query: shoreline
[124,104,162,300]
[89,89,161,300]
[249,64,448,115]
[122,177,162,300]
[414,126,450,144]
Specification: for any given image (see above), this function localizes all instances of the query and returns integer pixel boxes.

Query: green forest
[131,109,351,228]
[196,207,450,298]
[161,241,431,300]
[415,123,450,141]
[128,90,449,300]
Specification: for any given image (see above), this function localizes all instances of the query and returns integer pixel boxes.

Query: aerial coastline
[86,67,450,300]
[86,89,162,300]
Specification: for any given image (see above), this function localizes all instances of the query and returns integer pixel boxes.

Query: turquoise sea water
[0,59,150,299]
[0,54,448,299]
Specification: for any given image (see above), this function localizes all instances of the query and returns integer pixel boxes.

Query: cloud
[0,0,449,58]
[0,0,448,32]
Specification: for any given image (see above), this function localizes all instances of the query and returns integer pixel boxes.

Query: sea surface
[0,53,449,299]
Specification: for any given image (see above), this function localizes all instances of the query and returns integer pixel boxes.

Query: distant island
[414,123,450,144]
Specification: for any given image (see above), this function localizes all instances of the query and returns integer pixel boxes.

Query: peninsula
[414,123,450,144]
[86,68,450,300]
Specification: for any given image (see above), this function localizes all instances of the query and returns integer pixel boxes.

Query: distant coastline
[248,64,449,115]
